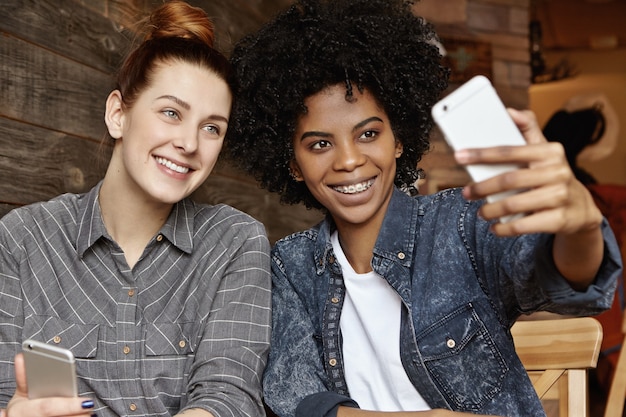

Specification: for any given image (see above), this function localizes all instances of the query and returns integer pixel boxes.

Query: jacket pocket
[23,316,99,358]
[417,303,508,411]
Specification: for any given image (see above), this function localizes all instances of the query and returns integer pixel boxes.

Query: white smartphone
[431,75,527,221]
[22,339,78,399]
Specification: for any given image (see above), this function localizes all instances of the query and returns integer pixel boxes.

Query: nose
[173,128,199,154]
[333,141,366,172]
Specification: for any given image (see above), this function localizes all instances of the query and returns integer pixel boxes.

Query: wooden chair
[511,316,603,417]
[604,310,626,417]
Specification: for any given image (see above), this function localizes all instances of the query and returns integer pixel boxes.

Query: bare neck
[98,175,173,269]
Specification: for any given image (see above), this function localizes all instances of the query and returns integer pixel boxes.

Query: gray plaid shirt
[0,182,271,417]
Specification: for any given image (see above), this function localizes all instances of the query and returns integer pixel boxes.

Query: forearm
[186,229,271,416]
[338,407,500,416]
[552,221,604,291]
[176,408,215,417]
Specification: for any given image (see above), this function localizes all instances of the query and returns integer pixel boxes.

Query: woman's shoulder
[271,220,327,268]
[1,192,84,228]
[274,219,324,246]
[192,201,260,223]
[414,187,485,218]
[190,201,268,238]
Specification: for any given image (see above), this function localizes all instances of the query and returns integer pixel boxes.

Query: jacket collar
[313,187,421,274]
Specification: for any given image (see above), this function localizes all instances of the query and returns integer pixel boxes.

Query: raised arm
[455,109,605,290]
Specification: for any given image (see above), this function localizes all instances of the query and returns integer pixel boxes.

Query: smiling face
[291,84,402,232]
[105,59,232,206]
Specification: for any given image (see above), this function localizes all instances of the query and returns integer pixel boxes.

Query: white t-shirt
[332,232,430,411]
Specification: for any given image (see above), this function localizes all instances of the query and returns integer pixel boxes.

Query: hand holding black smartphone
[22,339,78,399]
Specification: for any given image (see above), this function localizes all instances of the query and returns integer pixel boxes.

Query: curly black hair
[225,0,449,210]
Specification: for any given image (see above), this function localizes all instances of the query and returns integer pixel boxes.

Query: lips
[155,156,190,174]
[332,178,374,194]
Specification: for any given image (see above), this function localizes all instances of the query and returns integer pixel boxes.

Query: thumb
[508,108,545,145]
[14,353,29,397]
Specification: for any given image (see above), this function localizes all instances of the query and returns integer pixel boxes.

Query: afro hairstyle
[225,0,449,210]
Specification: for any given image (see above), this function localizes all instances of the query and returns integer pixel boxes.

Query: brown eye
[311,140,331,150]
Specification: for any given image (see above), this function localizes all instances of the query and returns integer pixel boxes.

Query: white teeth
[156,157,189,174]
[333,179,374,194]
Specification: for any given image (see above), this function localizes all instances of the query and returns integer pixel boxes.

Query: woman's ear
[395,141,404,158]
[289,160,304,181]
[104,90,125,140]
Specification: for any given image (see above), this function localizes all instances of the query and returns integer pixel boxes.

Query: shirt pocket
[22,315,99,358]
[417,303,508,411]
[144,322,196,356]
[143,322,196,404]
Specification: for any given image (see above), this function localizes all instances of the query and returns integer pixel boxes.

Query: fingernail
[82,400,95,409]
[454,149,470,163]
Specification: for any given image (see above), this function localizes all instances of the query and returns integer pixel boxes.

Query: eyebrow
[157,95,190,110]
[299,116,384,142]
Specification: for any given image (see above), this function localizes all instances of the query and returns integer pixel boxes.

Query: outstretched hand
[455,108,604,288]
[455,108,602,237]
[5,353,94,417]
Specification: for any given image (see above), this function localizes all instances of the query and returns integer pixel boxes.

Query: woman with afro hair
[226,0,621,416]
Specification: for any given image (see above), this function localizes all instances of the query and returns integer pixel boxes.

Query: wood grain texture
[0,118,110,205]
[0,35,115,139]
[1,0,128,73]
[0,0,320,243]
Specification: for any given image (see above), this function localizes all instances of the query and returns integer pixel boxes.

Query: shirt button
[329,358,337,367]
[397,252,406,260]
[128,289,135,297]
[331,297,339,304]
[129,403,137,411]
[446,339,456,349]
[156,234,163,242]
[178,340,186,348]
[123,346,131,354]
[52,336,62,344]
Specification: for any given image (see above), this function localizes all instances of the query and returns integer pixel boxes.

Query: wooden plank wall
[0,0,322,244]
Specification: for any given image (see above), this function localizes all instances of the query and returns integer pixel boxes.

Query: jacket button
[397,252,406,260]
[331,297,339,304]
[446,339,456,349]
[329,256,335,264]
[329,358,337,367]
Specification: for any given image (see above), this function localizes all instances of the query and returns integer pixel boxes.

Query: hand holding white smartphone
[22,339,78,399]
[431,75,527,221]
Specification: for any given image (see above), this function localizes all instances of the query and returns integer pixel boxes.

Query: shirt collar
[76,182,195,257]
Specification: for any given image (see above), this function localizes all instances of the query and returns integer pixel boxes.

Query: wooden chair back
[511,316,603,417]
[604,310,626,417]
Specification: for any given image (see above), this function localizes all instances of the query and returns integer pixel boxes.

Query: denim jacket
[264,188,621,417]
